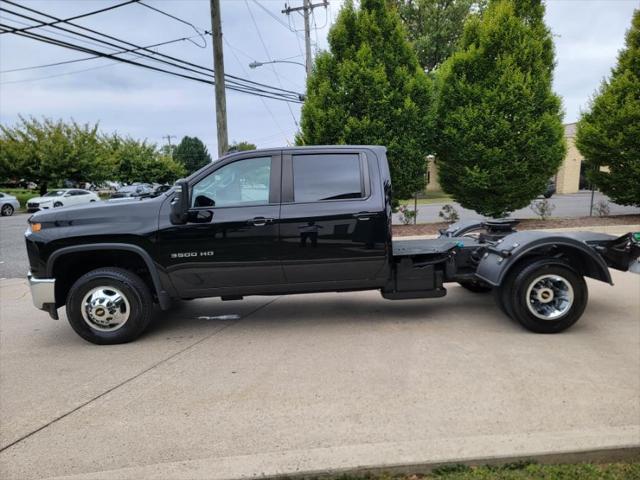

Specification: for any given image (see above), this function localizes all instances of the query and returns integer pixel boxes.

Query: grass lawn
[326,461,640,479]
[399,191,452,206]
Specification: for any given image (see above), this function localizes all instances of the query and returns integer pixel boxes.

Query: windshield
[44,190,65,197]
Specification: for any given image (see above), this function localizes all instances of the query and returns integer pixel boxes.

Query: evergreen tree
[391,0,485,72]
[297,0,434,200]
[173,136,212,175]
[576,10,640,207]
[435,0,565,217]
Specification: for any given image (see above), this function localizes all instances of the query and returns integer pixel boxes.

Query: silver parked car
[0,192,20,216]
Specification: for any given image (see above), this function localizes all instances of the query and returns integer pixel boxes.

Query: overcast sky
[0,0,637,157]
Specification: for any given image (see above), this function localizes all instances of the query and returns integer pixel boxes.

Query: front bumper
[27,272,58,319]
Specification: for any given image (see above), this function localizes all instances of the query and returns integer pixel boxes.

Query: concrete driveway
[1,270,639,479]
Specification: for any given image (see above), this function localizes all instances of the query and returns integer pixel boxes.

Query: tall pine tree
[435,0,565,217]
[576,10,640,207]
[297,0,434,200]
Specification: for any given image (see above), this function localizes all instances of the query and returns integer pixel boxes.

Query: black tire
[53,201,63,208]
[458,279,492,293]
[508,259,588,334]
[1,204,14,216]
[66,267,153,344]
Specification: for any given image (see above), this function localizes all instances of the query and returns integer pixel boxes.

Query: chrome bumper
[27,271,56,311]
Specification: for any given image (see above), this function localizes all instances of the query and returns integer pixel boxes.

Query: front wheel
[508,259,588,333]
[1,204,14,216]
[53,201,63,208]
[66,268,154,344]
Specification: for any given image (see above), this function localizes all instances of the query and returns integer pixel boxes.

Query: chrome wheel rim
[81,286,130,332]
[525,274,574,320]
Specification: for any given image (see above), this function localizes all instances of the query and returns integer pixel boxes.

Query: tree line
[299,0,639,215]
[0,117,257,195]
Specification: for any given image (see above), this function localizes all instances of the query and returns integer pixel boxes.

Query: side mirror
[170,179,190,225]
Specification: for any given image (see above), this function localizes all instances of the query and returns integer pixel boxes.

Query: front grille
[27,202,39,208]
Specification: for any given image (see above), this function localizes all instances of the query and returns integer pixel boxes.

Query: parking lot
[1,264,639,478]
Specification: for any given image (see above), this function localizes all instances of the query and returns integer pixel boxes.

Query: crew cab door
[279,148,387,284]
[156,152,283,296]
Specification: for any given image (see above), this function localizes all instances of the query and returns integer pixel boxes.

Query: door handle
[353,212,372,221]
[251,216,274,226]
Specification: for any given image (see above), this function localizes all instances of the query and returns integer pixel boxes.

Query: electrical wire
[244,0,300,125]
[135,1,207,48]
[1,0,304,99]
[0,23,303,103]
[224,36,292,146]
[0,35,204,75]
[0,0,137,34]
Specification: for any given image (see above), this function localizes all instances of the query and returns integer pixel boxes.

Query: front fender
[475,231,613,287]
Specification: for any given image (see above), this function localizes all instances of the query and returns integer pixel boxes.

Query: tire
[458,279,492,293]
[53,201,63,208]
[66,267,154,344]
[508,259,588,334]
[1,204,14,216]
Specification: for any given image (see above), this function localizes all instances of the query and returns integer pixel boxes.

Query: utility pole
[210,0,228,156]
[162,134,176,147]
[282,0,328,76]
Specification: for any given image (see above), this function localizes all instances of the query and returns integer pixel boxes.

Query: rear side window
[293,154,363,202]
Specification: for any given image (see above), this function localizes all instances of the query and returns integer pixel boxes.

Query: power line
[0,0,137,34]
[135,1,207,48]
[0,0,304,100]
[0,35,202,74]
[223,36,292,146]
[245,0,300,126]
[0,23,302,103]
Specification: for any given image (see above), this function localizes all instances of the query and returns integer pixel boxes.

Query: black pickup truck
[25,146,640,344]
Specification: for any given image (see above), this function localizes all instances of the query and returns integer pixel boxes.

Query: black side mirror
[170,179,190,225]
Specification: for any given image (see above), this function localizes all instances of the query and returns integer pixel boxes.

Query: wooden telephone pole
[210,0,228,156]
[282,0,329,76]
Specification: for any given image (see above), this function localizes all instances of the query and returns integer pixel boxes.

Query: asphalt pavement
[1,269,639,479]
[0,213,29,279]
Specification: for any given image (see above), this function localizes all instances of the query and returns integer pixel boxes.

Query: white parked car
[26,189,100,213]
[0,192,20,216]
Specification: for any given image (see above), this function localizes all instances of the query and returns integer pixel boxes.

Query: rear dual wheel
[494,259,588,333]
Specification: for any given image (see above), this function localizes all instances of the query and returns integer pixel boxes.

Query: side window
[76,190,89,196]
[293,154,363,202]
[192,156,271,208]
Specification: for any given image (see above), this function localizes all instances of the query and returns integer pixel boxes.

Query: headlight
[29,223,42,233]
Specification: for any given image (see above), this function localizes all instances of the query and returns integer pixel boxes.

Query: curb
[261,445,640,480]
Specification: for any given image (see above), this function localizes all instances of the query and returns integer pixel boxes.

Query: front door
[157,153,284,297]
[279,149,387,285]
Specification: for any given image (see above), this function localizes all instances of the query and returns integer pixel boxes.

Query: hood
[29,194,162,224]
[28,196,56,203]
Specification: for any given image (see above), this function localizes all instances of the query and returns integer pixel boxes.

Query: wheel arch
[476,234,612,287]
[47,243,171,309]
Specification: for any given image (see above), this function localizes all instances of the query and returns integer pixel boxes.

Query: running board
[381,288,447,300]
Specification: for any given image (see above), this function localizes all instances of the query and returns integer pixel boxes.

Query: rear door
[279,148,387,285]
